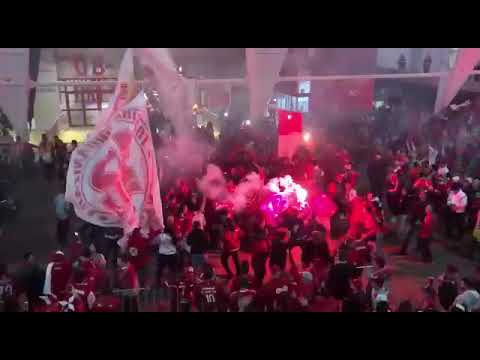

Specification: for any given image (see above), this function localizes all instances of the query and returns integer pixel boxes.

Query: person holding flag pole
[65,48,164,252]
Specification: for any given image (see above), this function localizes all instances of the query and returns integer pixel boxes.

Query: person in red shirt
[250,220,270,288]
[127,228,153,287]
[67,235,85,263]
[417,204,434,263]
[342,161,359,189]
[221,218,241,278]
[87,244,108,290]
[175,204,194,268]
[413,176,433,193]
[116,254,140,312]
[166,266,197,312]
[409,161,422,183]
[176,203,194,239]
[65,267,95,311]
[43,250,72,300]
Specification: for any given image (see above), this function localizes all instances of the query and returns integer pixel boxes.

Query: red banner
[278,110,303,158]
[278,109,303,135]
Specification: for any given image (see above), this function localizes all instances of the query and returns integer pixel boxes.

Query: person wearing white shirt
[446,182,468,241]
[154,216,178,279]
[53,185,72,247]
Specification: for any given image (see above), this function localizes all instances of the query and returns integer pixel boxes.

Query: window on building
[297,96,309,113]
[298,80,311,95]
[200,89,207,106]
[448,48,459,69]
[59,80,116,127]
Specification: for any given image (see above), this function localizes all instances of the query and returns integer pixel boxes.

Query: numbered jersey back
[230,289,256,312]
[196,280,218,312]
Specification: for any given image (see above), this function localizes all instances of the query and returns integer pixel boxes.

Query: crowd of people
[2,104,480,313]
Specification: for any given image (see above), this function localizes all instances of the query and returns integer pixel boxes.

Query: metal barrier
[112,287,170,312]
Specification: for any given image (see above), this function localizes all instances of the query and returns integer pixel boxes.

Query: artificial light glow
[101,102,109,109]
[224,112,229,117]
[245,120,251,126]
[303,132,311,142]
[273,98,277,102]
[261,175,309,222]
[287,114,292,120]
[178,66,183,73]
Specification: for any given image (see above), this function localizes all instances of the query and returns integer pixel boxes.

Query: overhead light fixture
[303,132,311,143]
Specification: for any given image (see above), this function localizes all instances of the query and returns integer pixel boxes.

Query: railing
[57,77,117,127]
[111,287,169,312]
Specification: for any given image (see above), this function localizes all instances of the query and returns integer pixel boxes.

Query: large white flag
[135,48,206,174]
[135,48,193,130]
[65,49,164,243]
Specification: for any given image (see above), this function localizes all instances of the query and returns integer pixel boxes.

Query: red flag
[278,110,303,159]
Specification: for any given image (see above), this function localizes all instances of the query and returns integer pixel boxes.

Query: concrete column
[246,48,288,122]
[0,48,30,139]
[33,49,61,133]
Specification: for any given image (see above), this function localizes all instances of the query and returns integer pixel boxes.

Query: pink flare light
[261,175,309,222]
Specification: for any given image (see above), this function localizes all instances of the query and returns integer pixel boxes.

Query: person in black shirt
[301,226,332,268]
[269,228,290,271]
[367,152,389,198]
[15,252,45,312]
[342,278,369,312]
[187,221,209,270]
[397,190,428,255]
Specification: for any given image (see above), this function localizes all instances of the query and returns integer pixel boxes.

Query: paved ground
[1,166,477,310]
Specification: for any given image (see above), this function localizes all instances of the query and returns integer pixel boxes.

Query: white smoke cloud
[230,172,264,212]
[197,164,264,213]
